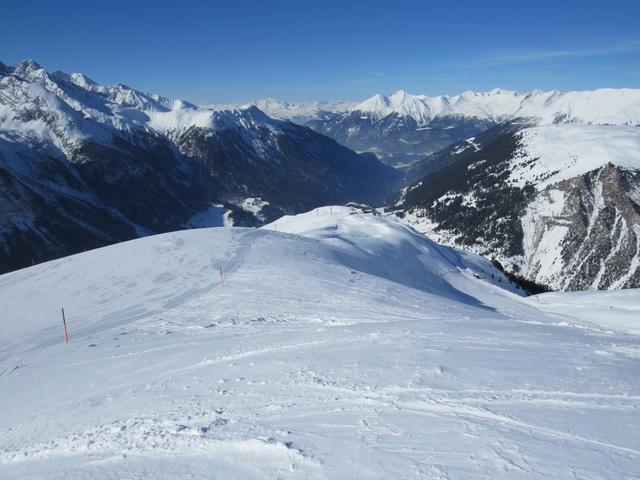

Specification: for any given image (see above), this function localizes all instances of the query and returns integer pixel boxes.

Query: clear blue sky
[2,0,639,103]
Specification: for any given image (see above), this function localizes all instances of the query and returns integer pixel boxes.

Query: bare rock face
[524,164,640,290]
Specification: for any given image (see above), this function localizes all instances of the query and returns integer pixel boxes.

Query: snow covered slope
[533,289,640,335]
[395,123,640,290]
[509,124,640,189]
[1,208,639,479]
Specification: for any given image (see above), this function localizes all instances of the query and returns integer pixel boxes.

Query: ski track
[1,210,639,479]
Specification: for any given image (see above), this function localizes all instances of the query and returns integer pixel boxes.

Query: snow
[210,88,640,126]
[1,207,639,478]
[146,103,222,132]
[0,103,51,144]
[465,136,481,151]
[3,61,640,160]
[521,189,569,282]
[241,198,270,215]
[1,60,287,154]
[206,98,356,123]
[184,204,231,228]
[354,90,434,124]
[531,289,640,335]
[349,88,640,125]
[509,124,640,190]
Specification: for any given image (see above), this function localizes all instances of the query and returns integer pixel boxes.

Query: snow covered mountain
[242,88,640,166]
[350,88,640,125]
[0,60,399,274]
[207,98,356,124]
[393,123,640,291]
[1,207,639,478]
[255,88,640,126]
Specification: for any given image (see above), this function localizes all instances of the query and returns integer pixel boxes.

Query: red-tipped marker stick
[61,308,69,344]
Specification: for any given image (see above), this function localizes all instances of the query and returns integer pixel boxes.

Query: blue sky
[1,0,639,103]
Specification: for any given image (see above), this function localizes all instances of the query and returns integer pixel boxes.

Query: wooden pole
[219,267,224,288]
[61,308,69,344]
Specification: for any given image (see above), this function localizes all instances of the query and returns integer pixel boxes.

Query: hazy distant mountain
[229,88,640,166]
[238,88,640,125]
[0,60,399,273]
[206,98,356,124]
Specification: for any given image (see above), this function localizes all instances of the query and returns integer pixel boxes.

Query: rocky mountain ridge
[392,123,640,291]
[0,60,398,273]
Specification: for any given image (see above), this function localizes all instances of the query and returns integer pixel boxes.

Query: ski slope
[0,207,639,479]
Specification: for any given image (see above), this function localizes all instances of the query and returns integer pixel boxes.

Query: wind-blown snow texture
[1,208,639,479]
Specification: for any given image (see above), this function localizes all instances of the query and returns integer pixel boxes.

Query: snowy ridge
[1,208,639,478]
[352,88,640,125]
[0,60,285,148]
[228,88,640,126]
[0,59,399,274]
[207,98,357,123]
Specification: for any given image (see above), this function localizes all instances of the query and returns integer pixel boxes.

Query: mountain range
[230,88,640,166]
[245,88,640,125]
[227,88,640,291]
[3,59,640,292]
[0,60,398,273]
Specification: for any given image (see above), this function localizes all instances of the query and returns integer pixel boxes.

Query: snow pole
[219,267,224,288]
[61,307,69,344]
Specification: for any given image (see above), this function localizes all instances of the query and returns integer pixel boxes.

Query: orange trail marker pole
[61,308,69,344]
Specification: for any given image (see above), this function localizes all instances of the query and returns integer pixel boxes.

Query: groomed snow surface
[1,207,639,479]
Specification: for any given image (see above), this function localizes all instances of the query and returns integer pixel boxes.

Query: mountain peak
[355,90,434,124]
[390,89,410,100]
[69,72,99,89]
[14,59,44,76]
[354,93,391,117]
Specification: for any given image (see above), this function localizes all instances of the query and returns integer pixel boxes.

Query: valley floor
[0,207,638,479]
